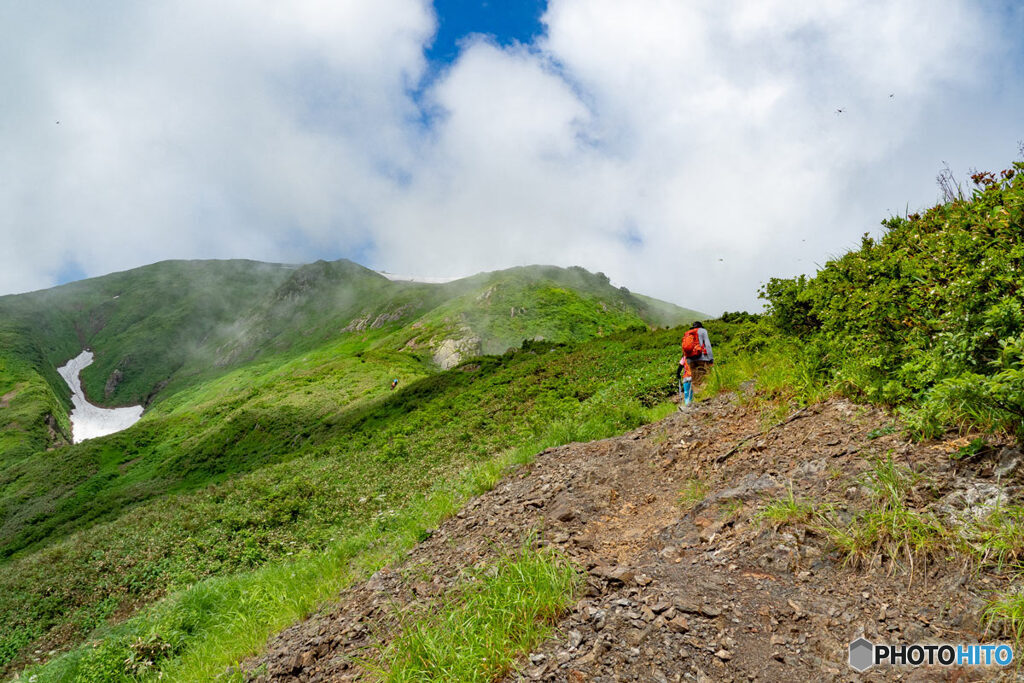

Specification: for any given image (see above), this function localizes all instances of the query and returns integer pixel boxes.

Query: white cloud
[374,0,1019,311]
[0,0,433,291]
[1,0,1021,314]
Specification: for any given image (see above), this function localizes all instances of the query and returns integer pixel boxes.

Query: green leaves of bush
[760,158,1024,439]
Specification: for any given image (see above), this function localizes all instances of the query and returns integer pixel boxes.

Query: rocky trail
[245,392,1022,682]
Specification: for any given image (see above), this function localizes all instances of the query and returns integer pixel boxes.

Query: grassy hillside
[630,291,707,328]
[0,260,701,466]
[0,260,297,407]
[0,327,71,460]
[1,321,733,677]
[0,260,699,406]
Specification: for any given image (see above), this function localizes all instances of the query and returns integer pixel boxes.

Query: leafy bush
[760,158,1024,439]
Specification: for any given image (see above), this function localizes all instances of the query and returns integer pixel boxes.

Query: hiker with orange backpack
[675,322,713,405]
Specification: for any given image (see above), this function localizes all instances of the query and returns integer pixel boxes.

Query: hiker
[676,356,694,406]
[678,321,714,384]
[390,378,398,390]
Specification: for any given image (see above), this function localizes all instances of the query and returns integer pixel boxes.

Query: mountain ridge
[1,258,705,407]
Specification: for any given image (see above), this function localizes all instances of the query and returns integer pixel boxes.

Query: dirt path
[245,394,1020,682]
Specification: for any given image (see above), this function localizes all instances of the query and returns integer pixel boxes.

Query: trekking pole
[677,377,683,402]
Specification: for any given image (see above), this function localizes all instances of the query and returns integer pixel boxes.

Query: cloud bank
[1,0,1021,312]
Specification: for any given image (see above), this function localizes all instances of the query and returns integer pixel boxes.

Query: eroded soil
[245,393,1022,682]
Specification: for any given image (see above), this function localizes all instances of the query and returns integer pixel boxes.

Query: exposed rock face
[45,413,69,448]
[368,306,412,330]
[432,336,482,370]
[341,314,371,333]
[342,305,414,333]
[104,368,124,399]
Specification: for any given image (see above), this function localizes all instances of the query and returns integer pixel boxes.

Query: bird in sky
[835,108,844,114]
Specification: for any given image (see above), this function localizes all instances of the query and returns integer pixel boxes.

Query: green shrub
[759,157,1024,440]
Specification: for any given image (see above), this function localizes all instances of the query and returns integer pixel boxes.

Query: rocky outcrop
[432,336,482,370]
[45,413,69,448]
[341,305,414,333]
[104,368,123,399]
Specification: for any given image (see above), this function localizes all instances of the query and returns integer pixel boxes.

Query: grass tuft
[379,542,580,682]
[967,505,1024,572]
[677,478,707,512]
[817,455,950,574]
[755,485,827,527]
[984,588,1024,645]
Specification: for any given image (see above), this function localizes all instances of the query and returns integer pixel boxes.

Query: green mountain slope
[0,327,71,461]
[630,291,707,328]
[0,322,730,676]
[0,260,702,456]
[0,260,297,407]
[0,259,706,674]
[0,261,703,564]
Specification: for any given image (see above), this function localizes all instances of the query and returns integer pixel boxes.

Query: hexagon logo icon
[849,637,874,672]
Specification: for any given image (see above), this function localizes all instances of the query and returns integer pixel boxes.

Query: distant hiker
[390,378,398,390]
[676,356,693,407]
[678,321,713,384]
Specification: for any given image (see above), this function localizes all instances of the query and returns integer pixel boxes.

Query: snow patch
[56,350,143,443]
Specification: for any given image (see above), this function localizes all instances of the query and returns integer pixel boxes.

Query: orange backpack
[681,328,704,358]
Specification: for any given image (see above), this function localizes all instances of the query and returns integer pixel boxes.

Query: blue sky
[1,1,1022,313]
[427,0,546,65]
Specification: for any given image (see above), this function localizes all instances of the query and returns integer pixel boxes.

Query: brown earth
[244,392,1022,682]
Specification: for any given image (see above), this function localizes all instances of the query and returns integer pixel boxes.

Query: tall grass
[381,543,580,682]
[818,455,951,574]
[703,347,833,423]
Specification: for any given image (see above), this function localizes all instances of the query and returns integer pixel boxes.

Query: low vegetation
[20,448,563,682]
[379,542,580,682]
[754,485,824,528]
[677,477,708,511]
